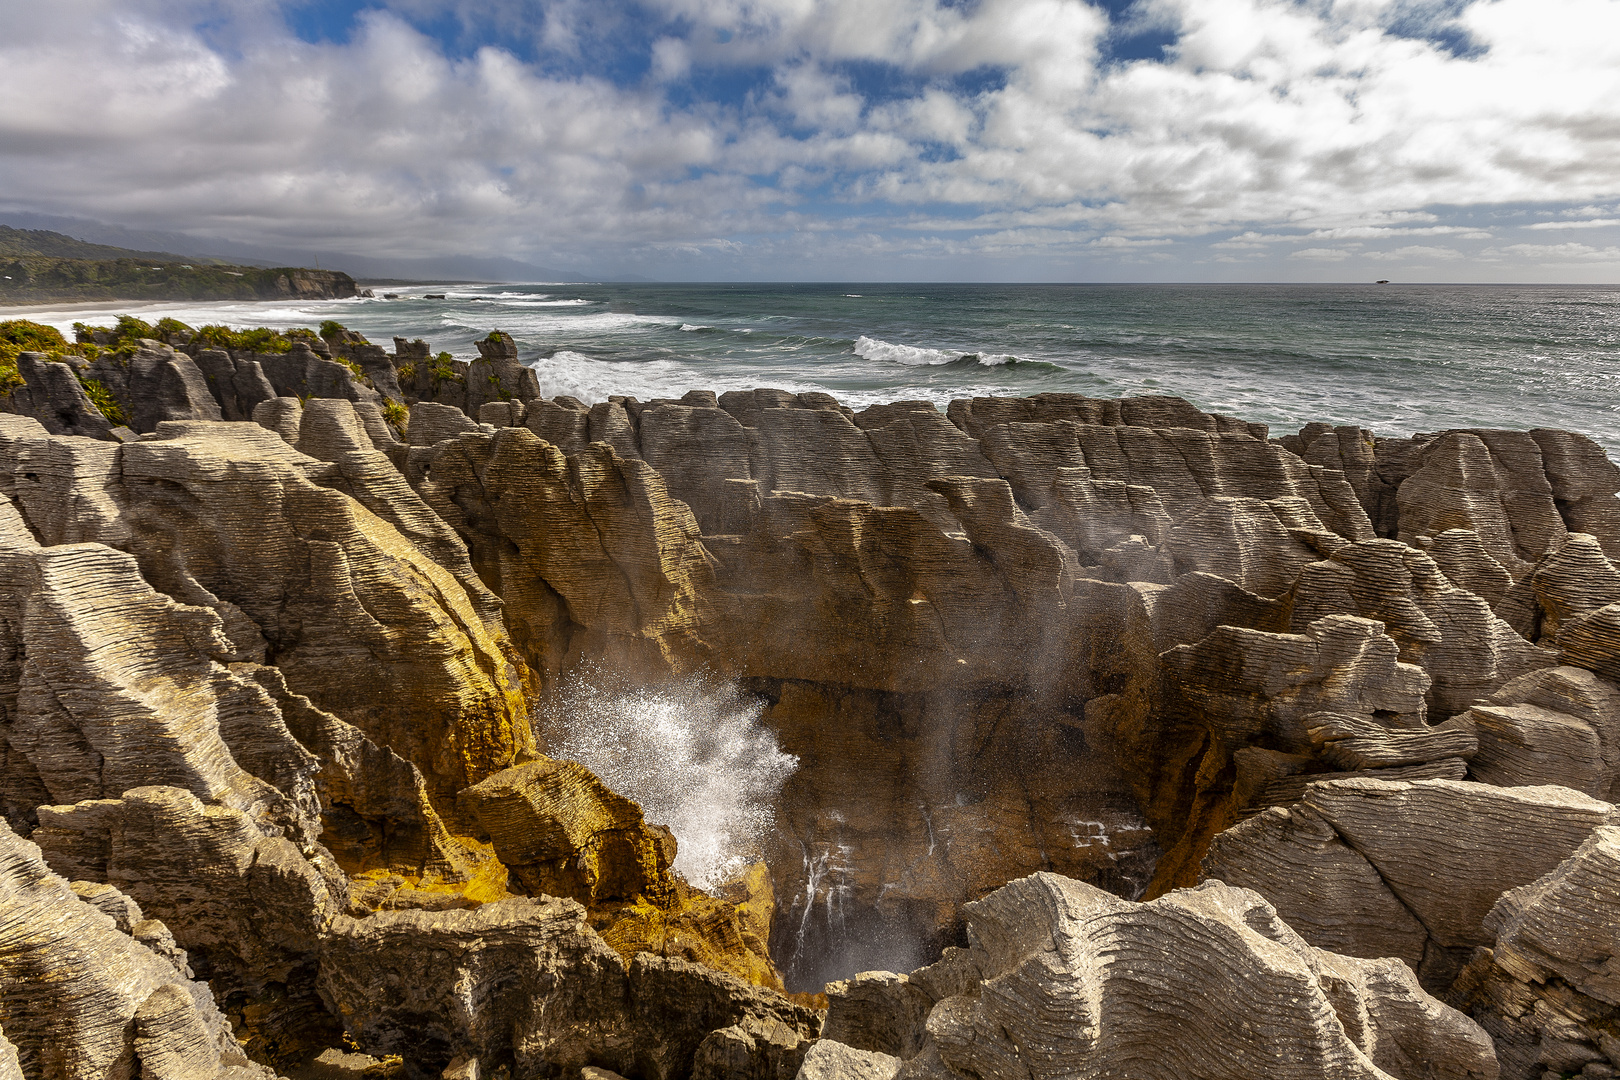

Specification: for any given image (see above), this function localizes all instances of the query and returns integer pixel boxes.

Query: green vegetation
[429,351,463,385]
[397,362,417,381]
[76,376,127,426]
[0,225,205,263]
[0,320,70,392]
[320,320,348,339]
[0,256,356,303]
[73,315,187,358]
[115,314,157,342]
[0,229,356,304]
[194,324,297,354]
[380,399,408,432]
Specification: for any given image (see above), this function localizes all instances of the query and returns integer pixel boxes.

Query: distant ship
[1376,279,1390,284]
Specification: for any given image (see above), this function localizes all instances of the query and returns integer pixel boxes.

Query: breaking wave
[533,670,798,889]
[854,335,1019,367]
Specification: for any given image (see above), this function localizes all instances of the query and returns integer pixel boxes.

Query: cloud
[0,0,1618,277]
[1363,245,1466,261]
[1525,218,1620,230]
[1495,242,1620,262]
[1089,235,1174,247]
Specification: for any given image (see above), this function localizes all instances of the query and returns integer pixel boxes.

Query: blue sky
[2,0,1620,281]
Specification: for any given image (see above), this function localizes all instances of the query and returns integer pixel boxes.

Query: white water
[535,672,798,890]
[854,334,1018,367]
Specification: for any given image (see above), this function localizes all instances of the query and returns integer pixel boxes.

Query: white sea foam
[855,335,960,366]
[525,349,784,404]
[855,335,1018,368]
[442,310,668,335]
[535,671,797,889]
[485,297,592,307]
[679,323,712,331]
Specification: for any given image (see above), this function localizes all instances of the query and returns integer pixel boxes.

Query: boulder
[458,756,674,906]
[796,1040,899,1080]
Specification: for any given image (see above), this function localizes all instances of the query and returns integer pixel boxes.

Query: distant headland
[0,225,360,304]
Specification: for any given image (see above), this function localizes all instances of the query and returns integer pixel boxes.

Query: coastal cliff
[1,316,1618,1080]
[0,227,360,304]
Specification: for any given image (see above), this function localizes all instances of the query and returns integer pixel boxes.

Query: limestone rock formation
[318,896,630,1074]
[1281,538,1555,717]
[1462,665,1620,798]
[459,756,673,904]
[1449,827,1620,1080]
[1202,777,1619,989]
[6,340,1620,1079]
[6,353,116,439]
[457,755,781,986]
[796,1039,900,1080]
[0,819,272,1079]
[822,872,1496,1080]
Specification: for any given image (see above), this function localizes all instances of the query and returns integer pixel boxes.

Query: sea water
[18,281,1620,451]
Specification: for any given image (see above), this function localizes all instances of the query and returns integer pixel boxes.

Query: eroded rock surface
[807,872,1497,1080]
[4,363,1620,1076]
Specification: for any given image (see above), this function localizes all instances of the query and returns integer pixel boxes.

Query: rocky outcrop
[459,757,673,904]
[457,755,780,986]
[322,909,817,1080]
[6,342,1620,1077]
[810,872,1496,1080]
[1462,665,1620,799]
[5,353,117,439]
[1449,826,1620,1080]
[1202,778,1619,989]
[1281,538,1555,717]
[0,818,274,1079]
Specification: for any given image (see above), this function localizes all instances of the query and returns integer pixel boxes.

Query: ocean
[17,282,1620,451]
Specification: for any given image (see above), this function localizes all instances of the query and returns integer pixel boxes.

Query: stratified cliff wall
[2,327,1619,1079]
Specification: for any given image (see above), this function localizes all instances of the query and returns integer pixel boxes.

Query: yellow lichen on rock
[457,754,784,986]
[595,889,781,990]
[458,757,676,906]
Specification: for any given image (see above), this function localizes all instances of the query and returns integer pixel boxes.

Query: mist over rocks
[0,322,1619,1078]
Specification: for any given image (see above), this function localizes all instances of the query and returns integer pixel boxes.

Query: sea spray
[533,669,798,890]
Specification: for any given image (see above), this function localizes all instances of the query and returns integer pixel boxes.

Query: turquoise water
[23,282,1620,450]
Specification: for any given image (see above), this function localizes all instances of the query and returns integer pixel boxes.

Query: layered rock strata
[810,871,1497,1080]
[3,332,1620,1075]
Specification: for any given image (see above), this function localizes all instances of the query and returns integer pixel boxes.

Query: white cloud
[1525,218,1620,230]
[1090,235,1174,247]
[1363,245,1466,261]
[1495,242,1620,262]
[1,0,1618,277]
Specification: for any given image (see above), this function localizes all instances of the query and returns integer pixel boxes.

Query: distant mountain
[0,225,220,265]
[0,212,613,283]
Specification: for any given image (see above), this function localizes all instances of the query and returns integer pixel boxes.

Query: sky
[2,0,1620,281]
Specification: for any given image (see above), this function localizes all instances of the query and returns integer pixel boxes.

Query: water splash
[533,670,798,890]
